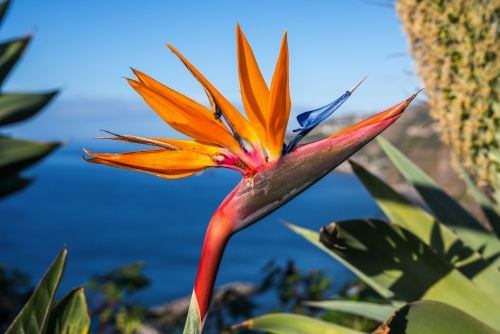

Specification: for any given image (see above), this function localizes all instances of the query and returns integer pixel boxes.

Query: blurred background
[6,0,492,333]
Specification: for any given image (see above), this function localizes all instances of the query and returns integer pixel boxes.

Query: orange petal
[267,31,291,161]
[127,79,244,157]
[95,132,181,149]
[329,89,423,139]
[87,157,201,179]
[166,44,265,161]
[83,148,217,179]
[153,139,236,157]
[236,24,269,148]
[131,69,211,117]
[96,133,241,162]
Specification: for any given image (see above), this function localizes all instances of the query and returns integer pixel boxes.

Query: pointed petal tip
[100,129,120,136]
[166,43,178,55]
[94,130,120,140]
[403,88,425,106]
[348,74,368,93]
[82,148,93,156]
[82,149,99,163]
[82,154,105,165]
[236,23,244,42]
[236,23,247,42]
[412,88,425,99]
[327,92,418,139]
[130,68,140,76]
[282,30,288,42]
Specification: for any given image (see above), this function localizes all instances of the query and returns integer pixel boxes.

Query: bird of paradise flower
[84,24,420,333]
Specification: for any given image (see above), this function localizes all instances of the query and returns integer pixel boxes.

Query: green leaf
[303,300,396,322]
[232,313,364,334]
[376,136,483,230]
[0,0,11,28]
[0,174,31,198]
[375,301,500,334]
[183,292,202,334]
[45,287,90,334]
[0,137,60,175]
[350,160,500,298]
[452,226,500,267]
[0,91,58,126]
[286,220,500,329]
[286,222,393,301]
[457,161,500,238]
[376,137,500,259]
[5,247,67,334]
[0,36,30,87]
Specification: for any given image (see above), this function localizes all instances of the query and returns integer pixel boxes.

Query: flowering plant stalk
[84,25,419,333]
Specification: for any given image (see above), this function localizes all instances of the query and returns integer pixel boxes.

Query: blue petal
[285,92,351,154]
[285,76,368,154]
[294,91,351,132]
[283,128,312,154]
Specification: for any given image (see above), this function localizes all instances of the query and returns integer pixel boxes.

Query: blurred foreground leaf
[0,137,60,174]
[0,92,58,126]
[45,287,90,334]
[0,36,30,87]
[5,247,67,334]
[303,300,395,323]
[232,313,363,334]
[0,0,60,199]
[374,301,500,334]
[0,0,10,25]
[0,174,30,198]
[287,220,500,329]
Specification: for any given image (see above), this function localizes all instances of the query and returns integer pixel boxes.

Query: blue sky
[2,0,422,140]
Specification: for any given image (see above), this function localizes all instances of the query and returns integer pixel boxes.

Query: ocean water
[0,141,380,306]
